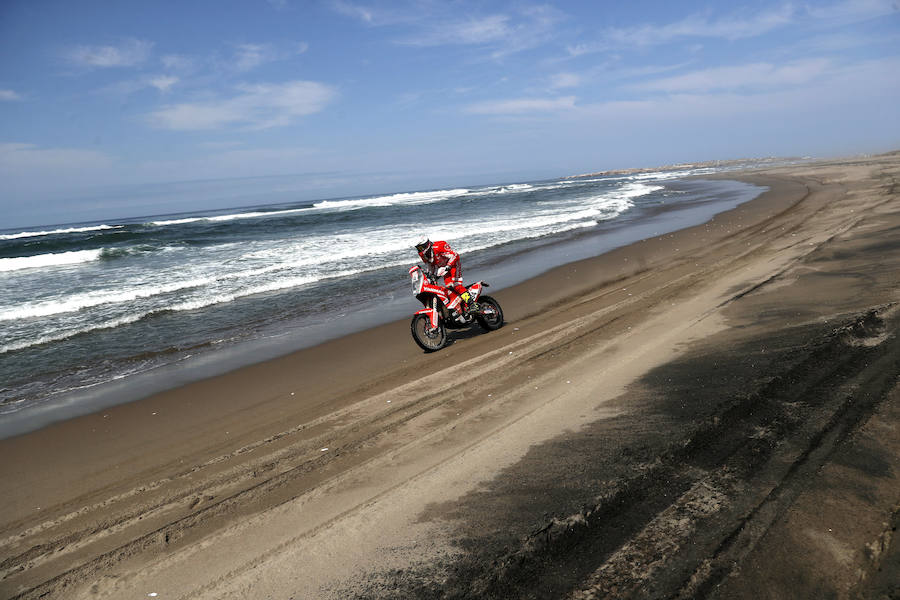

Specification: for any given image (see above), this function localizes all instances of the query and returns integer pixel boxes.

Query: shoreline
[0,177,765,439]
[3,154,899,599]
[0,171,802,500]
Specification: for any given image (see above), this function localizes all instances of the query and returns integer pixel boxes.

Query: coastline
[2,154,899,599]
[0,177,765,439]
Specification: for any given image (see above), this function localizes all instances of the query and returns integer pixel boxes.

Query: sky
[1,0,898,228]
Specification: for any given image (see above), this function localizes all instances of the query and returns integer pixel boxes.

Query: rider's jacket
[418,240,459,274]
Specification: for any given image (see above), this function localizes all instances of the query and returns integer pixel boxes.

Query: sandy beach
[2,153,899,599]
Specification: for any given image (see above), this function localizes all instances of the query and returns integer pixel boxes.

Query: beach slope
[2,153,900,599]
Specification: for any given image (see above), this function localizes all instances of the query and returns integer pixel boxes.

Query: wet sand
[2,153,899,599]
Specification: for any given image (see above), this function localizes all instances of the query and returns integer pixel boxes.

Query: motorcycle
[408,265,504,351]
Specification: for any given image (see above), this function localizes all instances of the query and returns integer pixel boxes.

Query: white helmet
[414,235,433,259]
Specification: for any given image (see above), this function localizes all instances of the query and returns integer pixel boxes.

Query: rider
[415,236,476,316]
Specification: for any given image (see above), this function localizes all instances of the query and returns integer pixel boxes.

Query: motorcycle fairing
[416,283,450,305]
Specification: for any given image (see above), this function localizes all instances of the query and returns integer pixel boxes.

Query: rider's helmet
[415,235,433,261]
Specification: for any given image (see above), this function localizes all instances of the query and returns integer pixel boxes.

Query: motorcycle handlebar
[410,265,447,285]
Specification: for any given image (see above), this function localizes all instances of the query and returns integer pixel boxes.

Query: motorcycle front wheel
[411,314,447,352]
[475,295,504,331]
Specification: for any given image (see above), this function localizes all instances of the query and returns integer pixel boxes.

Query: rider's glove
[436,266,448,276]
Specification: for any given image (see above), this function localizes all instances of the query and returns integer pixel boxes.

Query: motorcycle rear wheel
[411,314,447,351]
[475,295,504,331]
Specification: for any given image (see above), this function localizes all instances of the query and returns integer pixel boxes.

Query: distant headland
[564,156,806,179]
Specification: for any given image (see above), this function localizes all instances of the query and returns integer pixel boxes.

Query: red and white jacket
[418,240,459,275]
[418,240,466,302]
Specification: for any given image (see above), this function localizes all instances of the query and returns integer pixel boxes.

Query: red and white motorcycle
[408,265,504,351]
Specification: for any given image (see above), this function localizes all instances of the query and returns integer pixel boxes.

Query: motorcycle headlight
[411,270,423,294]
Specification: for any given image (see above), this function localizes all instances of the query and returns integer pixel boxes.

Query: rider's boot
[450,305,467,323]
[461,291,478,314]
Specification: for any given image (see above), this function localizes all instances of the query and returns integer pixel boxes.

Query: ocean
[1,165,776,436]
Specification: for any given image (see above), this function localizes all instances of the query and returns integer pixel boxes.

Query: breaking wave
[0,225,124,241]
[312,188,470,210]
[0,249,103,273]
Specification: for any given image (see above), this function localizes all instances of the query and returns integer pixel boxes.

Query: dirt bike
[408,265,504,351]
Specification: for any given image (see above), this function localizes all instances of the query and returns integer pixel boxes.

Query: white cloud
[458,55,900,136]
[399,14,511,46]
[634,59,833,93]
[232,42,310,72]
[575,56,900,123]
[466,96,576,115]
[335,2,565,59]
[150,104,243,131]
[161,54,194,71]
[331,1,382,24]
[148,80,338,130]
[100,74,181,95]
[549,72,582,89]
[582,0,897,54]
[456,15,512,45]
[405,7,565,58]
[606,5,795,47]
[807,0,898,23]
[149,76,179,92]
[233,43,276,71]
[448,15,512,45]
[0,90,21,101]
[66,39,153,68]
[565,43,595,58]
[610,62,697,81]
[330,0,423,26]
[98,41,310,97]
[482,5,567,59]
[796,30,900,52]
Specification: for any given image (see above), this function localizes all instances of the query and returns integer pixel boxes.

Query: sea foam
[313,188,470,210]
[0,249,103,273]
[149,206,315,227]
[0,225,123,241]
[0,277,217,322]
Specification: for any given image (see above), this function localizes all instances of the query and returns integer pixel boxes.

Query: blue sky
[1,0,898,228]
